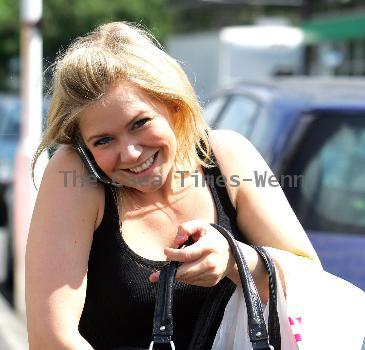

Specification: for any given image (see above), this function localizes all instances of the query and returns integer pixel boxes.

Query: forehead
[78,81,166,129]
[93,82,157,113]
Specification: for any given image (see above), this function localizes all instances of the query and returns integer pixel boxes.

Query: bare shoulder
[44,144,88,181]
[208,129,267,207]
[209,129,259,163]
[46,144,93,182]
[38,144,104,231]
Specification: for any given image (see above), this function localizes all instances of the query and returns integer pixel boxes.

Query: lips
[127,152,158,174]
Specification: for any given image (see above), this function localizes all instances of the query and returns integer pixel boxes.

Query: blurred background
[0,0,365,348]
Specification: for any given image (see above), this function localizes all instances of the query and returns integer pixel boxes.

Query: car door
[278,110,365,291]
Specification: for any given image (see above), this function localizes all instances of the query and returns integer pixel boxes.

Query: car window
[203,96,227,126]
[214,95,259,137]
[249,103,282,164]
[283,114,365,234]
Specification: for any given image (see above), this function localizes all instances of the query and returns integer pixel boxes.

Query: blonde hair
[32,21,212,179]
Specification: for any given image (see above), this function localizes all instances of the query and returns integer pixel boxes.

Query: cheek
[169,135,178,158]
[93,150,117,174]
[147,122,177,152]
[167,129,178,157]
[157,121,177,152]
[159,130,177,160]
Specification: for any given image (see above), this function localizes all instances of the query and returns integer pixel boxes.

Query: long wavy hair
[32,21,212,180]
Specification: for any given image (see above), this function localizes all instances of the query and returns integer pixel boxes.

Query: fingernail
[149,272,159,283]
[164,247,173,258]
[176,234,186,243]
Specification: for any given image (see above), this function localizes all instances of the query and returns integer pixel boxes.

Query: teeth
[129,154,155,173]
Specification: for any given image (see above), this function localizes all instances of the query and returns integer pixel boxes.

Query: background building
[302,3,365,76]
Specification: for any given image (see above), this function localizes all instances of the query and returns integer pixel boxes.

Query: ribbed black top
[78,161,246,349]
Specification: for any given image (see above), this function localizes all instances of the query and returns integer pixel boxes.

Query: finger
[178,219,209,238]
[176,260,220,287]
[149,271,160,283]
[164,239,206,263]
[175,219,209,246]
[186,276,216,288]
[175,257,206,281]
[173,233,189,248]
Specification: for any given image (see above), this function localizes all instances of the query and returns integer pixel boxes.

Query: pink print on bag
[288,316,303,343]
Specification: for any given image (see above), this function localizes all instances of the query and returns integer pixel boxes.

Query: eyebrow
[85,111,146,143]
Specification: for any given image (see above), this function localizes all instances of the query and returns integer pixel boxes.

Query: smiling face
[78,82,178,193]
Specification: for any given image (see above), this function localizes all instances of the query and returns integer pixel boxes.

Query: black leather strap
[150,225,280,350]
[210,224,272,350]
[151,238,194,349]
[151,262,178,345]
[253,246,281,350]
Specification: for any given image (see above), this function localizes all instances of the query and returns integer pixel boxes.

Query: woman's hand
[149,220,235,287]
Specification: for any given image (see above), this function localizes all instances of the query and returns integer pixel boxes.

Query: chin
[120,174,166,193]
[112,159,173,193]
[138,176,167,192]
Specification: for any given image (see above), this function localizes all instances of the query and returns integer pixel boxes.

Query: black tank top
[78,162,246,350]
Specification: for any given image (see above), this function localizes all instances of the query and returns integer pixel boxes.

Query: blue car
[204,78,365,291]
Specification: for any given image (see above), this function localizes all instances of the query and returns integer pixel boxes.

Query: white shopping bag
[212,282,297,350]
[212,248,365,350]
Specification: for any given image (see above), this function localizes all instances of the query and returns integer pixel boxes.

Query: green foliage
[0,0,19,90]
[0,0,172,91]
[43,0,172,61]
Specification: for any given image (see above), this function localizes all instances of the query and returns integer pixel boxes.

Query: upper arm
[26,146,103,346]
[209,129,321,265]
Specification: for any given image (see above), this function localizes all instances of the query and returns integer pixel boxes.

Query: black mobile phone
[73,139,123,187]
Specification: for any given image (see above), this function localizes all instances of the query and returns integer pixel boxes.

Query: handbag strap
[150,237,194,350]
[211,224,274,350]
[150,224,280,350]
[150,261,179,350]
[253,246,281,350]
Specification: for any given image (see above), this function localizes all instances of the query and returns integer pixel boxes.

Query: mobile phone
[73,138,123,187]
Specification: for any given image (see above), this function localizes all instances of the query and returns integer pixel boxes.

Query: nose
[119,142,143,165]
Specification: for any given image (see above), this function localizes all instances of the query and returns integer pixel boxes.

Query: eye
[93,136,113,147]
[131,117,151,130]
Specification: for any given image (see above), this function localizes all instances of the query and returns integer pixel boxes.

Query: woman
[26,22,320,349]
